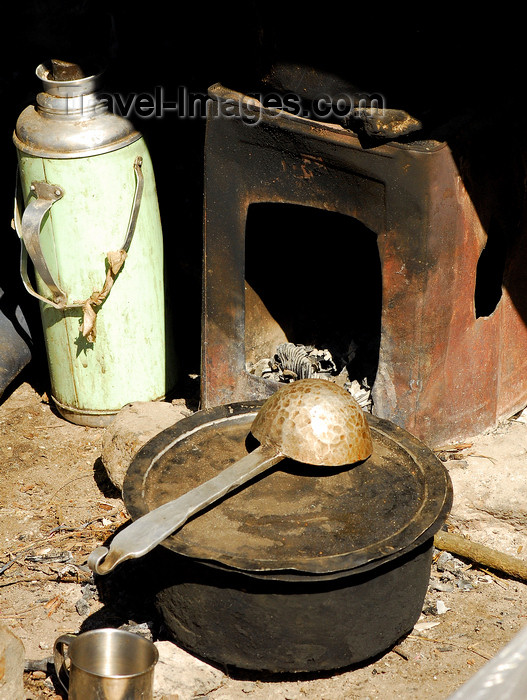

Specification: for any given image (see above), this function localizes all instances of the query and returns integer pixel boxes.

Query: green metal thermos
[12,61,177,426]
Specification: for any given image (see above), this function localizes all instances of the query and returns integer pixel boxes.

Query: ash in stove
[247,342,373,411]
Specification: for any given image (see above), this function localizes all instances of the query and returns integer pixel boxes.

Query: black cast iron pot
[123,400,452,674]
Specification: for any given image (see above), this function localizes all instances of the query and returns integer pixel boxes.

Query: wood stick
[434,530,527,582]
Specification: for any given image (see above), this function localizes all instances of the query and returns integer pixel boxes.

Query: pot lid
[124,400,452,578]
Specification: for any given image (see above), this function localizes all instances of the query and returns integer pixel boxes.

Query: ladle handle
[88,444,283,575]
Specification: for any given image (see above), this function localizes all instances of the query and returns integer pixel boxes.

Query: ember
[247,342,373,410]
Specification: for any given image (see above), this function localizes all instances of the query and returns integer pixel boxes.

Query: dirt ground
[1,369,526,700]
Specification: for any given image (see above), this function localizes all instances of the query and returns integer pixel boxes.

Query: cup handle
[53,633,77,692]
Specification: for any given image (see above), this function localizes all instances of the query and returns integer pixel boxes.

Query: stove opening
[474,216,507,319]
[244,203,382,407]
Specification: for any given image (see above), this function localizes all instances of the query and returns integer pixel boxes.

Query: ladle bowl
[88,379,373,575]
[251,377,373,465]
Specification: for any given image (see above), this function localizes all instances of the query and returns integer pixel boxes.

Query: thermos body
[13,63,176,426]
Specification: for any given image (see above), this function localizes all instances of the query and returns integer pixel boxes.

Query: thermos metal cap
[13,63,142,158]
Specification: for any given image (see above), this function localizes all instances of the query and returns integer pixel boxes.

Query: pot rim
[123,400,452,578]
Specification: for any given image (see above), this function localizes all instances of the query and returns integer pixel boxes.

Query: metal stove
[200,83,527,448]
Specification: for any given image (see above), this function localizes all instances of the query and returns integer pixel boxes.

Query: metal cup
[53,628,159,699]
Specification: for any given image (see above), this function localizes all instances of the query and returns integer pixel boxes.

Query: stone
[101,401,192,493]
[446,418,527,556]
[0,624,25,700]
[153,641,224,700]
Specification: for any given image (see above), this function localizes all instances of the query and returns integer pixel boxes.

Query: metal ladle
[88,379,373,575]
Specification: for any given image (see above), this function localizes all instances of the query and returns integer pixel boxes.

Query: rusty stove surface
[200,83,527,448]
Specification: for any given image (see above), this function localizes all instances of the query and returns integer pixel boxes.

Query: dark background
[1,4,524,393]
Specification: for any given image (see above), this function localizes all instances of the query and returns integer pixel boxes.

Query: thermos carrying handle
[14,180,69,309]
[12,156,144,310]
[53,632,77,693]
